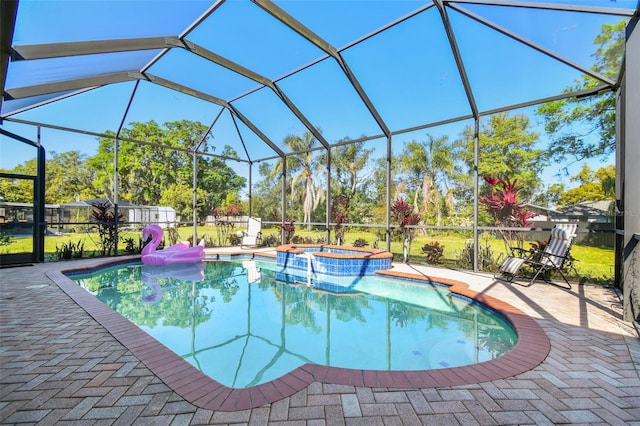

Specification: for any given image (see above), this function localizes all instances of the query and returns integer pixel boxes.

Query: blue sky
[1,0,632,193]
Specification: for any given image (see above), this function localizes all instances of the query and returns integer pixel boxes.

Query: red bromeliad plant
[391,198,421,231]
[331,198,349,245]
[91,201,124,256]
[479,176,535,250]
[276,215,296,244]
[391,197,422,262]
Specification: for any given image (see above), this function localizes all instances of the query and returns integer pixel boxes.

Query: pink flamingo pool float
[141,224,205,265]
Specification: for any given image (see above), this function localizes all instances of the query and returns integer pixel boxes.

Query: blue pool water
[68,259,517,389]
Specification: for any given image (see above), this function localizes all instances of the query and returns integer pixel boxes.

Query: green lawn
[0,225,615,285]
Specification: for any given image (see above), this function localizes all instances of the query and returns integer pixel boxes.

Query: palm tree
[320,140,373,208]
[270,131,325,230]
[397,134,455,226]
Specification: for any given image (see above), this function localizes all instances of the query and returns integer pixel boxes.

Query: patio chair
[241,217,262,248]
[495,223,578,289]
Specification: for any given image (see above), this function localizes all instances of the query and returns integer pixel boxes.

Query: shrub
[228,233,242,246]
[90,202,123,256]
[55,240,85,260]
[390,197,421,241]
[291,235,316,244]
[261,233,280,247]
[457,238,497,272]
[214,217,235,246]
[123,237,144,255]
[0,231,12,246]
[166,227,180,247]
[331,198,349,244]
[277,219,295,244]
[525,240,547,262]
[315,236,327,244]
[204,234,217,247]
[391,197,421,262]
[352,238,369,247]
[421,241,445,264]
[479,176,535,251]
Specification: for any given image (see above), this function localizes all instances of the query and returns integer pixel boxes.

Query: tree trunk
[403,235,411,263]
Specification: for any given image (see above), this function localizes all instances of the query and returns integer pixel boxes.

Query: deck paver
[1,255,638,424]
[340,394,361,417]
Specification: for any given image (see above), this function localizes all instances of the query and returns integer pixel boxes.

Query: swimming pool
[68,258,517,388]
[50,255,550,410]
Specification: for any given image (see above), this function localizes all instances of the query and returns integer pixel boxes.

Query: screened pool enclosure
[1,1,639,321]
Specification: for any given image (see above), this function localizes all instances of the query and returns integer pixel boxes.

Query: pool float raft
[141,224,205,265]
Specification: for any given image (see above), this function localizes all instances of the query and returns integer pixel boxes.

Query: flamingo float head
[142,224,163,243]
[141,225,164,257]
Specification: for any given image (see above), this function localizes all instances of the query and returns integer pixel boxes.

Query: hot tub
[275,244,393,277]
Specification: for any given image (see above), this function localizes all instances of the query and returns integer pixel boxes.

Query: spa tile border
[276,243,393,259]
[275,244,393,276]
[47,256,550,412]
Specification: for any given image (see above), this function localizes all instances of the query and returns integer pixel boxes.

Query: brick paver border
[47,256,550,411]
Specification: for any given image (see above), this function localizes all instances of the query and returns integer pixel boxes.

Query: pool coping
[47,254,551,412]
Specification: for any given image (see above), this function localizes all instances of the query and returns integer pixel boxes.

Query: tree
[368,156,399,229]
[532,183,565,209]
[0,161,36,203]
[536,20,625,164]
[330,197,349,244]
[309,139,376,227]
[221,192,245,217]
[1,151,95,205]
[396,135,455,226]
[390,197,421,262]
[89,120,210,204]
[159,184,208,222]
[91,201,123,256]
[253,162,283,221]
[456,112,544,202]
[479,176,535,250]
[325,140,374,213]
[269,131,324,230]
[88,120,245,221]
[197,150,246,214]
[558,164,615,206]
[86,131,117,200]
[45,151,96,203]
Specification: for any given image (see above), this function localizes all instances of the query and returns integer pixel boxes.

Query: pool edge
[47,256,551,412]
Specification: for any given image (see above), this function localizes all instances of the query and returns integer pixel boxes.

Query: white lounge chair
[241,217,262,248]
[496,223,578,289]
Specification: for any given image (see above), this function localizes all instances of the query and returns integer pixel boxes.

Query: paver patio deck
[1,252,639,425]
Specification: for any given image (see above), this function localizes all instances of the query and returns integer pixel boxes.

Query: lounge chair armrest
[537,251,574,267]
[539,251,569,259]
[508,247,531,257]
